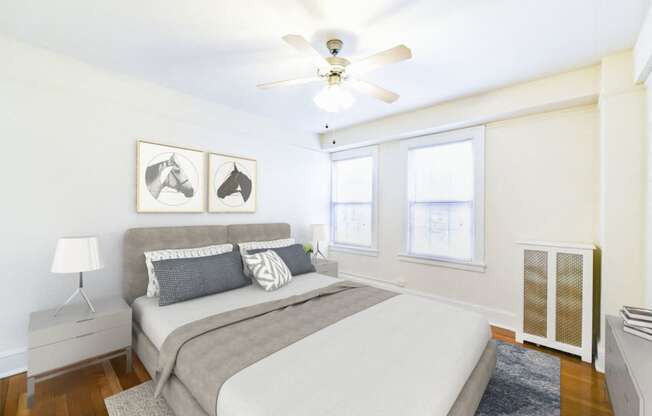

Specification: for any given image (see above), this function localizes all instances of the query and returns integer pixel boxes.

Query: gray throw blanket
[154,281,398,416]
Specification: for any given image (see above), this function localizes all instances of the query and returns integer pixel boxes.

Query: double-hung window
[330,146,378,251]
[402,127,485,268]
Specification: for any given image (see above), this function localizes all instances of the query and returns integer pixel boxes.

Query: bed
[123,223,496,416]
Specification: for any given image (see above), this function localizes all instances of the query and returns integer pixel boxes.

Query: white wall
[0,36,330,376]
[330,106,599,328]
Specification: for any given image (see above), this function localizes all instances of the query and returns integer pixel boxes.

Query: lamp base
[312,241,327,261]
[54,272,96,317]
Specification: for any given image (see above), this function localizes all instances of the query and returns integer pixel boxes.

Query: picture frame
[136,140,205,213]
[208,152,257,213]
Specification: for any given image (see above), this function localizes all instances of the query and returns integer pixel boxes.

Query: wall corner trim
[634,4,652,84]
[0,347,27,379]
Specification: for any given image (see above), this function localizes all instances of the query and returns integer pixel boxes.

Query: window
[402,127,485,268]
[330,147,378,251]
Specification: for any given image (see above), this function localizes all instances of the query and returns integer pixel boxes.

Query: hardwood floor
[492,327,613,416]
[1,327,612,415]
[0,354,151,416]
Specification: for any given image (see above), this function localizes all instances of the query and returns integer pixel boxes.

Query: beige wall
[325,51,648,372]
[647,76,652,308]
[330,106,599,328]
[594,51,647,370]
[636,3,652,309]
[599,51,647,320]
[320,66,599,150]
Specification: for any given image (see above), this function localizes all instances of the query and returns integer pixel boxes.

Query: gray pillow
[247,244,316,276]
[153,251,250,306]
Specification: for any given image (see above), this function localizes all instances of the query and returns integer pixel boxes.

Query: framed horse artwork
[208,152,257,213]
[136,140,205,213]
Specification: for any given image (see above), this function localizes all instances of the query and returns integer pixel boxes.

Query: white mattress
[132,273,339,350]
[134,273,491,416]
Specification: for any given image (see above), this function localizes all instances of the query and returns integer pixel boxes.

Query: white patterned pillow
[143,244,233,297]
[239,238,294,275]
[243,250,292,291]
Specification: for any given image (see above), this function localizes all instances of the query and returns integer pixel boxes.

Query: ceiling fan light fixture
[258,35,410,111]
[313,83,355,113]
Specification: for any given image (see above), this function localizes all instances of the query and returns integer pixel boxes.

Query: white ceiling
[0,0,649,133]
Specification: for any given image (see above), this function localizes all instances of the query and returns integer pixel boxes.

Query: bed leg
[126,347,133,373]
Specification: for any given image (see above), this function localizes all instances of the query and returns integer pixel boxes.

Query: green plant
[303,243,314,255]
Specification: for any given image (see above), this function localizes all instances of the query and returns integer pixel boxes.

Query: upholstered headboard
[122,223,291,304]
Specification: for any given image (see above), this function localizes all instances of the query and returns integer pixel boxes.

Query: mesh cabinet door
[556,252,583,347]
[523,250,548,338]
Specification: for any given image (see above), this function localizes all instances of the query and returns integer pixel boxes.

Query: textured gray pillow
[248,244,316,276]
[153,251,250,306]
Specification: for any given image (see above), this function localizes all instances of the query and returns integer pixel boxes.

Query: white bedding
[134,273,491,416]
[133,273,339,349]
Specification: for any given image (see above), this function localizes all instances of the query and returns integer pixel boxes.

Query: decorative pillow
[238,238,295,276]
[242,250,292,291]
[153,251,249,306]
[248,244,315,276]
[144,243,233,297]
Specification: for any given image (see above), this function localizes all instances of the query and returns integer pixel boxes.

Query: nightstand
[27,296,131,407]
[312,258,339,278]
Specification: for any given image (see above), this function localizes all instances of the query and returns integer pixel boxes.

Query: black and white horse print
[145,153,194,200]
[217,163,252,204]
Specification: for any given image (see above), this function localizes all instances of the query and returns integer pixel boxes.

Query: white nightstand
[312,258,339,278]
[27,296,132,407]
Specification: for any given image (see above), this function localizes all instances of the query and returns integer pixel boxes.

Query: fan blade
[347,79,399,103]
[282,34,330,69]
[257,76,322,90]
[348,45,412,74]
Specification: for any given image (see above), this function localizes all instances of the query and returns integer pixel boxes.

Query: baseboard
[0,347,27,379]
[594,345,605,373]
[339,271,516,332]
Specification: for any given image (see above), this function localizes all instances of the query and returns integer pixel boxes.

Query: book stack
[621,306,652,341]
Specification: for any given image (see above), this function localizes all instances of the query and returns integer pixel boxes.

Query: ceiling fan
[257,35,412,113]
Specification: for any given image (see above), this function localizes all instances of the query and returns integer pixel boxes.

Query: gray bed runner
[154,281,398,416]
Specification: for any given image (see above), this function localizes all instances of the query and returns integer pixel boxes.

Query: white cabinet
[516,241,595,362]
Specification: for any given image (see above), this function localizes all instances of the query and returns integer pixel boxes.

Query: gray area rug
[476,341,560,416]
[106,341,560,416]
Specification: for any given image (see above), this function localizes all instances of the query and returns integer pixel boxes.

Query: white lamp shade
[311,224,329,242]
[51,236,103,273]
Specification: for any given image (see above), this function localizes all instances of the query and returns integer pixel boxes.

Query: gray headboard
[122,223,291,304]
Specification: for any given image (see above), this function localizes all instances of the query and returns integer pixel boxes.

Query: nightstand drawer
[28,324,131,376]
[29,297,131,348]
[313,260,338,278]
[29,308,131,348]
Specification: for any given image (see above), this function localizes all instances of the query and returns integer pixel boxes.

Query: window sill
[397,253,486,273]
[329,245,379,257]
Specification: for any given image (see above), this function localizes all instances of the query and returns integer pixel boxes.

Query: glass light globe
[313,83,355,113]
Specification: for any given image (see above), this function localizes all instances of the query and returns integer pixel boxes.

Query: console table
[606,315,652,416]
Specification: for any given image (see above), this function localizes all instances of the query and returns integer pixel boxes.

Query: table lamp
[51,236,103,316]
[311,224,328,260]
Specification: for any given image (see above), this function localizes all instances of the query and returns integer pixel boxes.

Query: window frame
[399,126,485,272]
[330,146,379,256]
